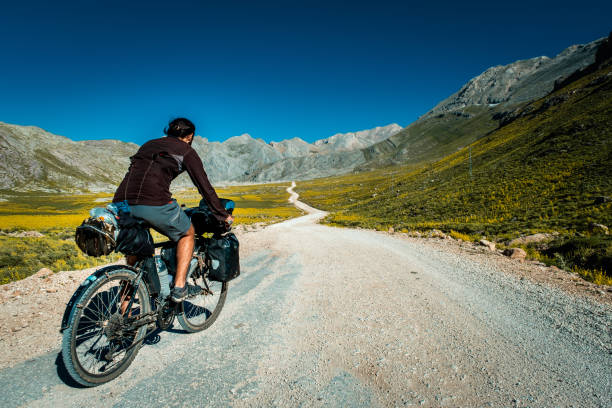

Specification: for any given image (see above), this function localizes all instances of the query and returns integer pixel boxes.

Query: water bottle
[155,255,171,299]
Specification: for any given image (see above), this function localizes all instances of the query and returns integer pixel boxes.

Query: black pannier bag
[207,233,240,282]
[75,217,116,257]
[189,198,234,235]
[140,256,161,297]
[161,246,177,275]
[114,212,155,258]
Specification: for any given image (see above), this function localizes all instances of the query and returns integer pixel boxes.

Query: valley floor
[0,184,610,407]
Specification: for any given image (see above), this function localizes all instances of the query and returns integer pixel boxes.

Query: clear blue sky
[0,1,610,145]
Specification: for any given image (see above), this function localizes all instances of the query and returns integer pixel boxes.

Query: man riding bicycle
[113,117,233,302]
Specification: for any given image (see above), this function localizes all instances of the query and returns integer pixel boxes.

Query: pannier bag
[75,207,119,257]
[141,256,161,297]
[161,246,177,275]
[207,233,240,282]
[160,246,199,281]
[114,212,154,257]
[189,198,235,235]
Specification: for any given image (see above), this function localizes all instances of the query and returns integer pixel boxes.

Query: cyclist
[113,117,233,302]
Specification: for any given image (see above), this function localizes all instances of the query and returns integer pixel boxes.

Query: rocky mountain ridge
[424,37,603,118]
[0,122,402,192]
[0,122,137,192]
[360,36,606,169]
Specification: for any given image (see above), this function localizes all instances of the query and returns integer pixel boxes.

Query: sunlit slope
[360,105,500,168]
[297,62,612,237]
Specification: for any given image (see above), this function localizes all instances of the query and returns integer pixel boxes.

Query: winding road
[1,182,610,407]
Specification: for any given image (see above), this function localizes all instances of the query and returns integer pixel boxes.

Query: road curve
[1,183,610,407]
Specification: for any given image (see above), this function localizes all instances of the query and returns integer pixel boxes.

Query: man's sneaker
[187,284,203,297]
[170,285,187,302]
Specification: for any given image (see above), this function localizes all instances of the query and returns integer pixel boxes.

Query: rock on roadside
[507,233,554,246]
[503,247,527,260]
[479,239,496,251]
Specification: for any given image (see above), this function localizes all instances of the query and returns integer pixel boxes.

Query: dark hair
[164,118,195,138]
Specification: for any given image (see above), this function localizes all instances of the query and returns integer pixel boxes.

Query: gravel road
[0,183,610,407]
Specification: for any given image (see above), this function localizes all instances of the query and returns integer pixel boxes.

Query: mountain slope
[240,149,366,183]
[424,38,603,117]
[314,124,402,152]
[0,123,137,192]
[362,37,603,169]
[196,123,402,183]
[361,105,499,169]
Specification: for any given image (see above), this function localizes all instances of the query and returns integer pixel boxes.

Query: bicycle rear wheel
[177,274,227,333]
[61,268,151,386]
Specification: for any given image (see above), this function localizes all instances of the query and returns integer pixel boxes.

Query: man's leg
[170,224,195,301]
[129,201,193,302]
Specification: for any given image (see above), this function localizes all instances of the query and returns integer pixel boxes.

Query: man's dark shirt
[113,137,228,223]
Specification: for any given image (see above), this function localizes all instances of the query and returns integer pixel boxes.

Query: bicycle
[60,201,237,386]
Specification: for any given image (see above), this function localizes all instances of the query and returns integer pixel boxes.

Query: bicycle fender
[60,265,138,332]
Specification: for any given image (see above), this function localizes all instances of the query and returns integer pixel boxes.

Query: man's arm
[183,151,229,223]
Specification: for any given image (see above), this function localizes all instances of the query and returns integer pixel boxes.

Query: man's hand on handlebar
[225,215,234,229]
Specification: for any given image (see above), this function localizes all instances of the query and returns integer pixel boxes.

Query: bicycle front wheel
[177,274,227,333]
[61,268,151,386]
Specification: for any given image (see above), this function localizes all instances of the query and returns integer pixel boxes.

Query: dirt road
[0,183,610,407]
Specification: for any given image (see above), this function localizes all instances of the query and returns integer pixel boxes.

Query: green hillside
[297,59,612,282]
[360,105,500,169]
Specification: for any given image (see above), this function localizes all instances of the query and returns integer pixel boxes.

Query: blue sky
[0,1,610,145]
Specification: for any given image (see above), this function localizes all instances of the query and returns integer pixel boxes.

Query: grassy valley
[297,62,612,284]
[0,182,300,283]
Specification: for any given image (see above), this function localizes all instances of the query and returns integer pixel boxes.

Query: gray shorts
[129,200,192,242]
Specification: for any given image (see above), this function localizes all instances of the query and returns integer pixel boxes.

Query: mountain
[189,123,402,184]
[0,122,137,192]
[361,36,604,169]
[0,122,402,193]
[235,124,403,183]
[190,134,285,183]
[424,39,603,118]
[314,124,402,152]
[269,138,315,157]
[238,149,367,183]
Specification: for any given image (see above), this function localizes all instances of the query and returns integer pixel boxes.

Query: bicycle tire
[61,268,151,386]
[176,275,228,333]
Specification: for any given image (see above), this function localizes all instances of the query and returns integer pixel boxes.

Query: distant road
[1,182,610,407]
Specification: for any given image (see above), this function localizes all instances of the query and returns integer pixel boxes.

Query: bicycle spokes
[73,278,143,375]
